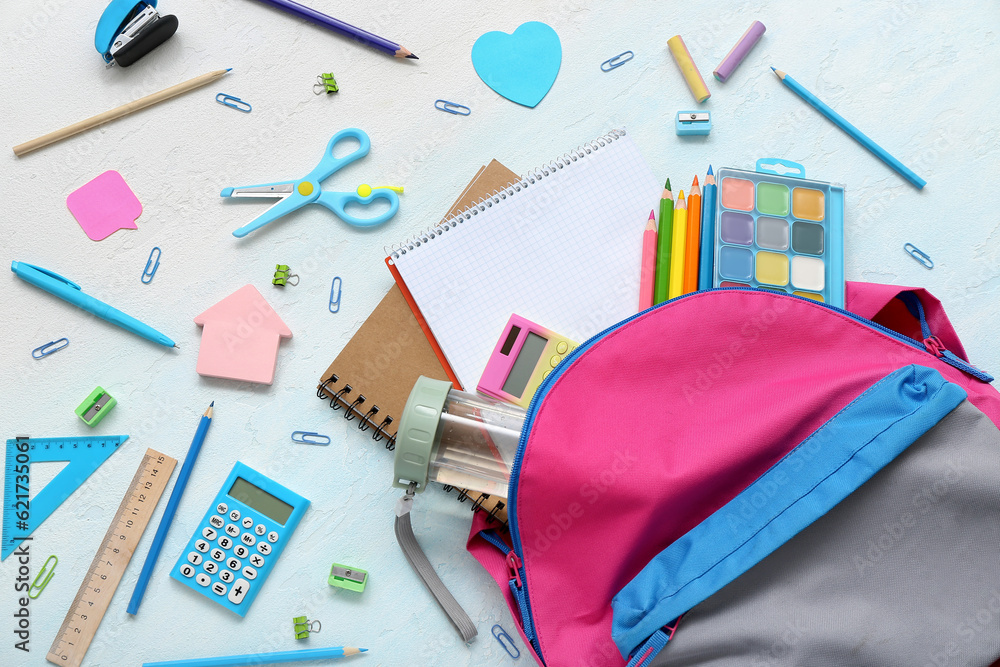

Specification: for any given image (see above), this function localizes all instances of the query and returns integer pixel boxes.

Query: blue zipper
[500,287,992,664]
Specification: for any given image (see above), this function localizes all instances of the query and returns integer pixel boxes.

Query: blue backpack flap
[612,365,1000,666]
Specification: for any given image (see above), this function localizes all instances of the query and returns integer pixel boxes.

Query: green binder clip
[313,73,339,95]
[328,563,367,592]
[272,264,299,286]
[293,616,321,640]
[75,387,116,427]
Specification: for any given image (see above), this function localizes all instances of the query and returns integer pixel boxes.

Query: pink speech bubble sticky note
[66,170,142,241]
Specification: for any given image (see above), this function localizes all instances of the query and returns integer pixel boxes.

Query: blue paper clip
[142,246,161,284]
[32,338,69,359]
[435,99,471,116]
[329,276,342,313]
[28,555,57,599]
[216,93,252,113]
[601,51,634,72]
[291,431,331,445]
[492,624,520,659]
[903,243,933,269]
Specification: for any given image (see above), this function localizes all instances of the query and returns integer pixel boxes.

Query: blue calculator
[171,462,309,616]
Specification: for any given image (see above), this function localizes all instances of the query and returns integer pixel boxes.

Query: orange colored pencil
[684,176,702,293]
[639,210,657,310]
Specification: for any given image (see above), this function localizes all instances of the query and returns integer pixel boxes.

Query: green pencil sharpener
[328,563,367,592]
[75,386,116,427]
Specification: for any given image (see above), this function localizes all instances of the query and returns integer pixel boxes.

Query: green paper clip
[75,387,117,427]
[328,563,367,592]
[313,73,339,95]
[29,555,57,599]
[273,264,299,287]
[293,616,321,639]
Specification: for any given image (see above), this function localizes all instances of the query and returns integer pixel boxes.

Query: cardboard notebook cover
[317,159,519,525]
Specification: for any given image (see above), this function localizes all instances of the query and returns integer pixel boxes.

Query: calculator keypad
[172,467,307,619]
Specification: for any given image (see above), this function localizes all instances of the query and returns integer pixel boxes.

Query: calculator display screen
[502,332,548,398]
[229,477,294,525]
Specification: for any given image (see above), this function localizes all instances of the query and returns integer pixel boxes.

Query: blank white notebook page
[390,131,662,389]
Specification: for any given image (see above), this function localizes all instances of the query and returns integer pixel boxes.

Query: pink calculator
[477,314,577,409]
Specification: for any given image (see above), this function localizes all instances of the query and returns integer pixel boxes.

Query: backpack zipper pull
[507,551,523,588]
[923,336,945,357]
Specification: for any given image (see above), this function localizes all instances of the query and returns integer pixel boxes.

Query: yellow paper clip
[29,555,57,599]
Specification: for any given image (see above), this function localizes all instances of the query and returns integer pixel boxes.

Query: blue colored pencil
[697,166,717,290]
[771,68,925,189]
[127,402,214,615]
[143,646,367,667]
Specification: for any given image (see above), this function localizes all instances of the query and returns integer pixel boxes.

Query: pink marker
[639,210,657,310]
[714,21,766,83]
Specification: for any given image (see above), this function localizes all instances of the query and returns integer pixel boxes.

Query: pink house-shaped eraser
[193,285,292,385]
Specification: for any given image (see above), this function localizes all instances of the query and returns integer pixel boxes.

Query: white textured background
[2,1,998,665]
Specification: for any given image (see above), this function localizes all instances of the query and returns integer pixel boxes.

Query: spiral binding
[316,374,509,528]
[316,374,396,449]
[386,129,627,259]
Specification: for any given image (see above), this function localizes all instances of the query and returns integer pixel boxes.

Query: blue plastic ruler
[2,434,129,560]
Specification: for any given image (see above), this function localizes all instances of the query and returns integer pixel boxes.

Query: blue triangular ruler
[2,435,128,560]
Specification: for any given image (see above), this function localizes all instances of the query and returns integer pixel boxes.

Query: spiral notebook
[316,159,520,527]
[387,130,662,389]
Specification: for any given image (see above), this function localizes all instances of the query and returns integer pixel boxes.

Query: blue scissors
[223,128,400,238]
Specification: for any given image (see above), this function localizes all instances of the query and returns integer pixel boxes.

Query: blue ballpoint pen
[11,261,176,348]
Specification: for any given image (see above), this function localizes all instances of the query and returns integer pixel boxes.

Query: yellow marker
[668,191,688,299]
[667,35,711,103]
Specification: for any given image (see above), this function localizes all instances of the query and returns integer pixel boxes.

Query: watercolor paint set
[712,159,845,306]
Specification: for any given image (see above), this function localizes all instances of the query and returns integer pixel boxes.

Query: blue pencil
[143,646,367,667]
[697,166,717,290]
[771,67,925,189]
[127,402,214,615]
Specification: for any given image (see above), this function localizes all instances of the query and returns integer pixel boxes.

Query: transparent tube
[427,389,526,498]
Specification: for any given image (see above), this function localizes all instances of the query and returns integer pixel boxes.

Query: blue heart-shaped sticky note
[472,22,561,108]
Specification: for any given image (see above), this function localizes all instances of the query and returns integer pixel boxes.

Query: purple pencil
[714,21,765,82]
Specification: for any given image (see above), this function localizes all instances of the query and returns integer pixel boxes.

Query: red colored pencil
[639,210,657,310]
[683,177,702,294]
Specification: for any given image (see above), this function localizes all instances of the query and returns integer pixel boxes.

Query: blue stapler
[96,0,177,68]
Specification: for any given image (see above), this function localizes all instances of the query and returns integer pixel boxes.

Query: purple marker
[713,21,766,82]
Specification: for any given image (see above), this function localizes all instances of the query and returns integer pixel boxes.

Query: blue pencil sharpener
[96,0,178,68]
[675,111,712,136]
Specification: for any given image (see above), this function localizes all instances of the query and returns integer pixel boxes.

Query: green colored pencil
[653,179,673,304]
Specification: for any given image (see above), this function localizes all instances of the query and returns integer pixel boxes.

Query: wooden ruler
[46,448,176,667]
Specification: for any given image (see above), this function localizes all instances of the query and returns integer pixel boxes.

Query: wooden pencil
[653,180,673,305]
[14,69,231,157]
[668,191,687,299]
[639,210,657,311]
[684,177,702,294]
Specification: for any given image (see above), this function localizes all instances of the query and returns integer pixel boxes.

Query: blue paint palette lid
[713,159,845,307]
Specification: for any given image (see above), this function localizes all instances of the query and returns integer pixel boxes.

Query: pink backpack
[467,282,1000,667]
